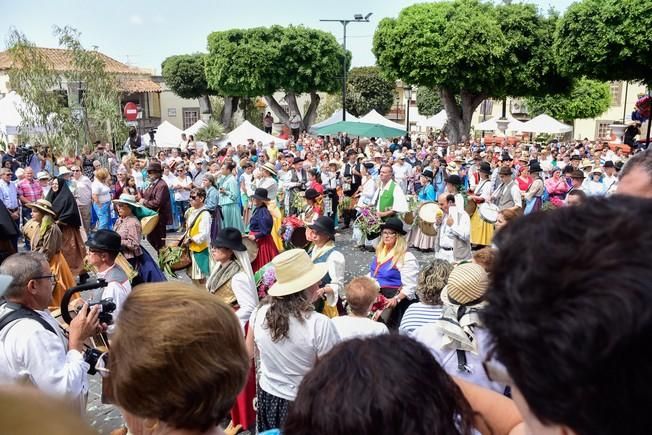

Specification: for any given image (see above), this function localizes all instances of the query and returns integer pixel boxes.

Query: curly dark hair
[263,291,314,342]
[416,259,453,305]
[485,196,652,435]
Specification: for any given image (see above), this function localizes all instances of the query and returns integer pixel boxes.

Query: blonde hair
[110,282,248,431]
[375,233,408,267]
[94,168,109,183]
[345,277,380,316]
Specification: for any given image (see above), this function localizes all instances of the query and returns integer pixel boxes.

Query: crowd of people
[0,126,651,435]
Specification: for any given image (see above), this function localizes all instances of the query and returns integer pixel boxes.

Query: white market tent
[142,120,184,148]
[520,114,572,134]
[310,109,359,131]
[359,109,406,130]
[0,91,27,136]
[417,109,448,129]
[183,119,208,137]
[217,120,288,148]
[475,113,525,132]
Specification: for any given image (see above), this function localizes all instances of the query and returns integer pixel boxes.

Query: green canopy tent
[314,121,405,138]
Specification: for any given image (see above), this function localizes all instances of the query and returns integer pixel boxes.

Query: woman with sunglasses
[368,217,418,329]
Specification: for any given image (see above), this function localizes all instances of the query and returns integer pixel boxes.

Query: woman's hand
[247,234,255,241]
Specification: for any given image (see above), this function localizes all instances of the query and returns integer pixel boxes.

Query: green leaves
[162,54,215,99]
[525,78,611,122]
[416,87,443,117]
[345,66,395,117]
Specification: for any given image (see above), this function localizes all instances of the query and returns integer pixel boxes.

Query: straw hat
[261,162,277,176]
[58,166,72,175]
[442,262,489,305]
[27,199,56,217]
[581,159,593,169]
[268,249,328,297]
[447,162,459,173]
[36,171,51,180]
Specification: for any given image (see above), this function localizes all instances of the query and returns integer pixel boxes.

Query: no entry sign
[123,102,138,121]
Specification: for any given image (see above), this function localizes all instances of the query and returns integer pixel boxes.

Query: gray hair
[620,149,652,180]
[0,252,48,299]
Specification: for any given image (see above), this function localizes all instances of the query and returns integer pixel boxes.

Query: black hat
[603,160,615,168]
[380,217,407,235]
[147,162,163,173]
[293,157,304,165]
[446,174,462,186]
[528,161,543,173]
[422,168,435,179]
[308,216,335,239]
[478,162,492,175]
[305,188,320,200]
[252,188,269,201]
[498,166,513,176]
[501,153,513,162]
[570,154,581,161]
[615,161,624,171]
[212,227,246,252]
[363,162,375,169]
[86,229,121,253]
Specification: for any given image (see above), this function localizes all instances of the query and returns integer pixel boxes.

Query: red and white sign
[123,102,138,121]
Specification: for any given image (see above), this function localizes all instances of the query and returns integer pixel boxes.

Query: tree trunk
[220,96,239,129]
[264,95,290,124]
[286,92,304,130]
[303,92,320,130]
[199,95,212,116]
[440,88,486,145]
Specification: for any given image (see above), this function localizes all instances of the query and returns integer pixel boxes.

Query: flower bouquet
[254,263,277,299]
[369,294,389,321]
[354,207,382,240]
[542,197,564,211]
[280,215,304,244]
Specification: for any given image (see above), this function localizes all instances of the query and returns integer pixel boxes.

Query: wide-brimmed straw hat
[112,193,142,208]
[441,262,489,305]
[268,249,328,297]
[27,199,56,217]
[261,162,277,176]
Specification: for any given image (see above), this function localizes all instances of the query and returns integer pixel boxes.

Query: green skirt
[190,248,210,279]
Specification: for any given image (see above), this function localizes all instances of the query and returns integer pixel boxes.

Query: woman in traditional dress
[207,227,259,432]
[445,174,466,210]
[301,188,322,225]
[161,162,180,231]
[369,217,419,330]
[307,169,324,194]
[544,167,569,202]
[408,168,437,251]
[46,176,86,276]
[217,161,244,232]
[23,199,75,307]
[524,161,545,214]
[248,188,279,273]
[91,168,112,230]
[516,163,533,194]
[352,163,377,249]
[112,193,166,285]
[183,187,212,286]
[202,173,223,240]
[469,162,495,247]
[257,162,284,252]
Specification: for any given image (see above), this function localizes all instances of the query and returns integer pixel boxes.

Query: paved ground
[86,228,435,433]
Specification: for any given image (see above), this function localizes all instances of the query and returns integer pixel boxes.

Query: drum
[290,226,309,248]
[242,237,259,263]
[417,202,442,237]
[141,214,159,236]
[479,203,500,223]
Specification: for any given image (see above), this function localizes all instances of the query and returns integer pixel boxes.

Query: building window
[609,82,622,106]
[479,100,494,116]
[595,120,614,140]
[182,108,199,129]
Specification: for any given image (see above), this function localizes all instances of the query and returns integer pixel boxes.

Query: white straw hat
[441,262,488,305]
[268,249,328,297]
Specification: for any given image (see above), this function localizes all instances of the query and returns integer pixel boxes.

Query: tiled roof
[119,78,161,93]
[0,47,142,75]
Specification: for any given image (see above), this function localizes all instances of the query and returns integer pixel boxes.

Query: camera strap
[0,303,57,336]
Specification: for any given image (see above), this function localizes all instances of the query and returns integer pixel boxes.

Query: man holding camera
[0,252,100,412]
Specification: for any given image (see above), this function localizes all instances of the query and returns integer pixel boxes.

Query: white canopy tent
[310,109,359,131]
[142,120,184,148]
[217,120,288,148]
[520,114,572,134]
[0,91,27,136]
[475,113,525,132]
[183,120,208,137]
[417,110,448,129]
[359,109,406,131]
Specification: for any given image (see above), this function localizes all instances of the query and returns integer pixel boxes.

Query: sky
[2,0,576,74]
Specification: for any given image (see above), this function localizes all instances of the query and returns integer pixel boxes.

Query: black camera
[88,298,116,325]
[84,348,103,375]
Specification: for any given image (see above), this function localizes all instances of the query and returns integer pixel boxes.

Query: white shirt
[91,179,111,204]
[397,251,419,299]
[131,169,145,190]
[173,175,193,201]
[95,265,132,332]
[492,181,522,209]
[0,304,89,411]
[310,245,345,307]
[392,163,412,192]
[231,270,258,329]
[358,176,376,207]
[252,304,340,400]
[372,180,409,214]
[331,316,388,341]
[72,176,92,206]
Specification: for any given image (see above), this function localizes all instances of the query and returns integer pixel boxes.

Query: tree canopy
[525,78,611,122]
[373,0,569,143]
[555,0,652,85]
[205,25,348,129]
[416,87,443,117]
[161,54,214,100]
[345,66,395,117]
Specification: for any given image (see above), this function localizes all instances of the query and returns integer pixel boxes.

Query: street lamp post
[321,13,372,122]
[405,85,413,137]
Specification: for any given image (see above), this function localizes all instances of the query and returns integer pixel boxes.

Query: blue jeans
[93,201,111,230]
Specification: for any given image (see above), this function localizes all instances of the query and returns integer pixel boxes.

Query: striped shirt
[399,303,443,335]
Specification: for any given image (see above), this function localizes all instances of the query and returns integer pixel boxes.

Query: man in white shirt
[391,154,412,193]
[85,230,132,331]
[71,165,93,233]
[0,252,100,412]
[434,193,471,262]
[602,160,618,194]
[373,164,409,220]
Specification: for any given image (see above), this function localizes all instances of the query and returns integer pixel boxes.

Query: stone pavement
[86,228,434,433]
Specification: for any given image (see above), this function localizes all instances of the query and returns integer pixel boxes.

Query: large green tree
[525,78,611,122]
[345,66,394,117]
[373,0,569,143]
[205,25,348,130]
[416,87,443,117]
[555,0,652,85]
[161,54,217,121]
